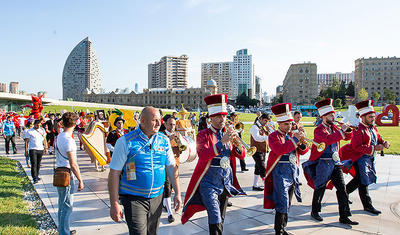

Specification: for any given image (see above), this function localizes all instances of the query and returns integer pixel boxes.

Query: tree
[359,88,368,101]
[338,81,347,99]
[333,98,342,108]
[236,92,250,107]
[383,88,397,104]
[346,81,355,97]
[372,92,380,102]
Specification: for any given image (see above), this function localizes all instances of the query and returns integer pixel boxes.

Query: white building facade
[62,37,102,101]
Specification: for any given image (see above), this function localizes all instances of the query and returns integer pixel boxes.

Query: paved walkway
[7,135,400,234]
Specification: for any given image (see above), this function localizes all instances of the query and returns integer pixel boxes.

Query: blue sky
[1,0,399,99]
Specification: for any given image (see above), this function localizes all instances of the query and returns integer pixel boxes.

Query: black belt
[210,157,222,167]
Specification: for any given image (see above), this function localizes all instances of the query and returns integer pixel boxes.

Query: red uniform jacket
[304,123,352,189]
[181,126,245,224]
[340,122,383,176]
[263,130,309,209]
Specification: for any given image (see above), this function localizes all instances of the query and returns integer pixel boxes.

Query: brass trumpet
[225,123,257,156]
[234,121,244,133]
[301,137,326,152]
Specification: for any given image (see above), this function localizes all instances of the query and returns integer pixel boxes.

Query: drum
[178,135,198,164]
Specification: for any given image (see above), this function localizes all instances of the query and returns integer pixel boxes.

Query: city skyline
[1,1,400,99]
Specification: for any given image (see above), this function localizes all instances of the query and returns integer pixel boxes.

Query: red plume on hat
[204,94,228,117]
[355,100,375,117]
[315,98,335,117]
[271,103,293,123]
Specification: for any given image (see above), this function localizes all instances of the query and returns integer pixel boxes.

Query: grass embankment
[237,113,400,155]
[0,156,38,234]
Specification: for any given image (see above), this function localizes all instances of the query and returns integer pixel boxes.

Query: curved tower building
[62,37,102,101]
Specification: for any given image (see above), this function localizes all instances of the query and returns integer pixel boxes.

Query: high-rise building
[282,63,318,105]
[201,62,232,97]
[9,82,19,94]
[255,75,262,100]
[232,49,254,98]
[0,83,7,92]
[276,85,283,97]
[134,83,139,93]
[148,55,188,89]
[354,56,400,102]
[317,72,354,93]
[62,37,102,101]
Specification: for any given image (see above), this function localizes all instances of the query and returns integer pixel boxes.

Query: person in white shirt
[55,112,84,235]
[18,114,26,137]
[24,120,48,184]
[22,121,34,167]
[250,113,270,191]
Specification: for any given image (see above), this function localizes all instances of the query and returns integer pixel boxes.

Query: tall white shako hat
[355,100,375,117]
[271,103,293,123]
[315,98,335,117]
[204,94,228,117]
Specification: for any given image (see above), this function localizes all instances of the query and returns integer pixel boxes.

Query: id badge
[126,161,136,181]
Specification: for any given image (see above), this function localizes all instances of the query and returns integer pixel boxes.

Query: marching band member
[161,115,182,223]
[291,111,304,134]
[44,113,57,154]
[250,113,270,191]
[265,114,276,134]
[302,98,358,225]
[181,94,246,235]
[228,112,248,172]
[106,117,128,157]
[341,100,389,215]
[176,104,195,139]
[263,103,309,235]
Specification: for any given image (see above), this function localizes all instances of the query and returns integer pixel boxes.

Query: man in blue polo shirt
[2,116,17,154]
[108,106,181,235]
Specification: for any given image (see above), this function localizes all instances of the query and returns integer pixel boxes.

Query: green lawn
[0,156,38,234]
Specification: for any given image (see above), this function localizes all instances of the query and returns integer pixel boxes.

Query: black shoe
[168,215,175,223]
[252,186,264,191]
[70,230,76,235]
[364,207,381,215]
[311,212,323,221]
[348,199,353,204]
[33,179,38,184]
[13,151,17,154]
[283,231,294,235]
[36,177,41,181]
[339,217,359,225]
[241,168,249,171]
[227,201,233,207]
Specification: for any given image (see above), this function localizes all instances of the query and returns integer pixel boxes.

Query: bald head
[140,106,161,137]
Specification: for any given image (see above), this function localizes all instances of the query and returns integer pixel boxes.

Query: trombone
[301,137,326,152]
[225,123,257,156]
